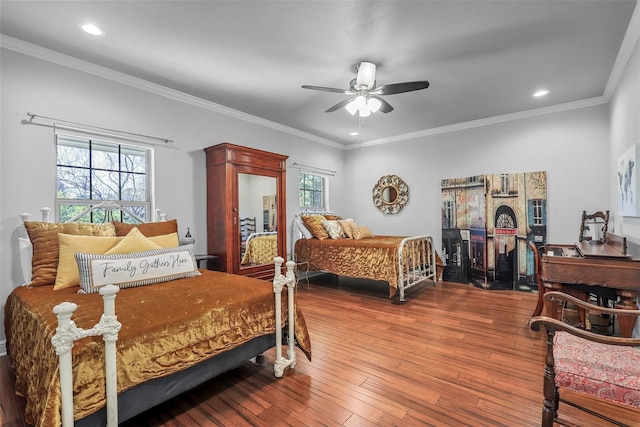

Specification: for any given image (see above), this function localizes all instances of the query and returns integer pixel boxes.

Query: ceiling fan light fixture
[359,107,372,118]
[368,97,382,113]
[345,100,359,115]
[356,62,376,89]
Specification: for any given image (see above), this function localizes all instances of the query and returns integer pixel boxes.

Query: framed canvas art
[618,144,639,217]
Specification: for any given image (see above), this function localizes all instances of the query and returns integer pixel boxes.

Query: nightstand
[195,254,218,270]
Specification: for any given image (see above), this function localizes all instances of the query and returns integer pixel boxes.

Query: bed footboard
[397,235,437,302]
[272,257,297,377]
[52,285,121,427]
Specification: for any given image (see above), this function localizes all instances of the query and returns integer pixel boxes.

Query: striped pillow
[75,245,200,294]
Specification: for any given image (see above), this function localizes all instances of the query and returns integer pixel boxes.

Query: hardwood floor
[1,275,637,426]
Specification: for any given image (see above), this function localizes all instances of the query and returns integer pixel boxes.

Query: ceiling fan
[302,61,429,117]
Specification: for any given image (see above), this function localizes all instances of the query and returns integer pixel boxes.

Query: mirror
[238,173,278,267]
[382,186,398,204]
[372,175,409,215]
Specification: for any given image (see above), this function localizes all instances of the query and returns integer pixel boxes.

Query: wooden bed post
[51,285,121,427]
[273,257,297,377]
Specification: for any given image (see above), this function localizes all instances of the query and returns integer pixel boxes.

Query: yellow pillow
[301,215,329,240]
[54,234,122,290]
[106,227,163,255]
[148,232,180,248]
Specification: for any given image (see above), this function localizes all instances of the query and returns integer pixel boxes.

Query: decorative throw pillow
[76,245,200,294]
[106,227,163,254]
[321,219,345,239]
[53,231,180,290]
[323,214,342,221]
[112,219,178,237]
[295,216,314,239]
[338,218,356,239]
[24,221,116,286]
[352,224,374,240]
[301,215,329,240]
[54,234,122,290]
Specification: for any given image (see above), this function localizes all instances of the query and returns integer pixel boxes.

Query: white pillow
[321,219,345,239]
[18,237,33,285]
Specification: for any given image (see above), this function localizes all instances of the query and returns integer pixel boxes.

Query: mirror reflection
[238,173,278,267]
[382,186,398,204]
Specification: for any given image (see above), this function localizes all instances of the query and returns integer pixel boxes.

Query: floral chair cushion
[554,331,640,408]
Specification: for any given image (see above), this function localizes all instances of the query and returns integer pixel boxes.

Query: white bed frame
[396,235,438,302]
[292,215,438,302]
[23,204,298,427]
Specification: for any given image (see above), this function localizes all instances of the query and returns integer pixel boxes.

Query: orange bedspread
[5,269,311,427]
[294,236,444,297]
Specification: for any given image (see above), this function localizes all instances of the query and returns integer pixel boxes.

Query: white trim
[603,1,640,99]
[0,339,6,356]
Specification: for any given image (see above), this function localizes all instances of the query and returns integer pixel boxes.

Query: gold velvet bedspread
[5,269,311,427]
[241,235,278,265]
[294,236,444,297]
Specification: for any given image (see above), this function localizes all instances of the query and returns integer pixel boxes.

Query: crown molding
[0,35,343,150]
[603,1,640,100]
[349,96,609,149]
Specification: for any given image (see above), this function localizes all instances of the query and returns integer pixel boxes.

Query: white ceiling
[1,1,638,146]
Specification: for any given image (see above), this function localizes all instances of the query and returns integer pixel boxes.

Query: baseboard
[0,339,6,357]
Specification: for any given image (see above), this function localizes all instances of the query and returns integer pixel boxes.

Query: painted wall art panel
[441,171,547,292]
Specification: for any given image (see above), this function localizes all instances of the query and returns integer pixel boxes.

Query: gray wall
[343,104,610,249]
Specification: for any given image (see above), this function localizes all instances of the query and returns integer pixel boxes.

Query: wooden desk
[541,235,640,338]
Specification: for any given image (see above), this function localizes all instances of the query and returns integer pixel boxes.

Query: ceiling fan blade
[376,81,430,95]
[325,98,354,113]
[371,96,394,113]
[301,85,346,94]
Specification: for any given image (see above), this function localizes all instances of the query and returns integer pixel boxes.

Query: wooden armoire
[204,143,288,279]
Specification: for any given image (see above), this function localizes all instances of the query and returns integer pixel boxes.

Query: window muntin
[299,172,326,210]
[56,134,151,222]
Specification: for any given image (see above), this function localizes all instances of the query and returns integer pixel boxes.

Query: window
[56,134,152,222]
[299,172,326,211]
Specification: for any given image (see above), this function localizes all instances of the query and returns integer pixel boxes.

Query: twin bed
[5,204,310,427]
[292,214,443,302]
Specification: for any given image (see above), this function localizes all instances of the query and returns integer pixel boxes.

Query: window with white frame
[298,172,327,211]
[55,134,152,222]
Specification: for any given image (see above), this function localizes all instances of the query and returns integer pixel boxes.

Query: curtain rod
[25,112,174,145]
[291,162,336,177]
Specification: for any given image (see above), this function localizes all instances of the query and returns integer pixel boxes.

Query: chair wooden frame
[530,292,640,427]
[579,210,609,243]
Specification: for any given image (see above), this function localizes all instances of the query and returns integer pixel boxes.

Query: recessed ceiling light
[350,132,359,136]
[79,23,103,36]
[533,89,549,98]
